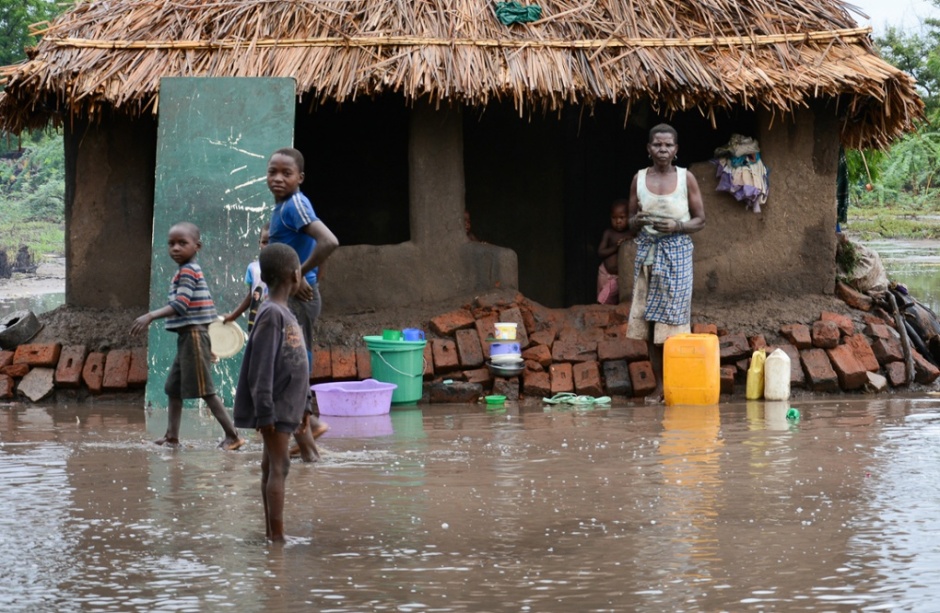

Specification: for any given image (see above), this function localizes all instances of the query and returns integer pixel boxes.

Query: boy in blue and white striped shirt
[131,221,245,451]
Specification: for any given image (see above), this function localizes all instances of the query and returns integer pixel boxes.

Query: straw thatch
[0,0,923,148]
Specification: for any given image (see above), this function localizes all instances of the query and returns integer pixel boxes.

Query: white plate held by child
[208,318,246,358]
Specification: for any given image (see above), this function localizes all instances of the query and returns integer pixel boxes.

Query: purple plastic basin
[311,378,397,416]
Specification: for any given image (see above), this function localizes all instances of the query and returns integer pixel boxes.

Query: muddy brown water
[3,397,940,612]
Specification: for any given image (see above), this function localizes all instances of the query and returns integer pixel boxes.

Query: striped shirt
[165,261,218,330]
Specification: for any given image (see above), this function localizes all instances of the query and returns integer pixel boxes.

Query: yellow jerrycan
[745,348,766,400]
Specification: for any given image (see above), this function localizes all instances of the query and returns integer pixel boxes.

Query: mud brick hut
[0,0,923,314]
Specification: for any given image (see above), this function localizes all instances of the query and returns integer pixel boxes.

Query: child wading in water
[223,223,270,334]
[130,221,245,450]
[233,243,310,542]
[597,199,632,304]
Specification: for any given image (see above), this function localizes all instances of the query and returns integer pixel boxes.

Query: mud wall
[64,114,156,309]
[320,103,519,315]
[618,104,839,301]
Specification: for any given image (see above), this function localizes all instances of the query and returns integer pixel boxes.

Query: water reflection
[3,398,940,610]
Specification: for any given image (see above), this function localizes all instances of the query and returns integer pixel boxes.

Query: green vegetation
[0,129,65,261]
[844,18,940,239]
[0,0,66,265]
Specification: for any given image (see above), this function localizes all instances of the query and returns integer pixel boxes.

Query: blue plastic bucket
[363,335,427,405]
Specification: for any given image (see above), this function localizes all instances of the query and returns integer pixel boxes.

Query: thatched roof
[0,0,923,148]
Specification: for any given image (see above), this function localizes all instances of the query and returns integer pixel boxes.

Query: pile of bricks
[3,288,936,403]
[0,344,148,401]
[312,293,940,401]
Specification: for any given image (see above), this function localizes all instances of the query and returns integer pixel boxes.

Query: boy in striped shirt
[131,221,245,450]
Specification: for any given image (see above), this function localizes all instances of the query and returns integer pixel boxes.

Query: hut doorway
[464,104,757,308]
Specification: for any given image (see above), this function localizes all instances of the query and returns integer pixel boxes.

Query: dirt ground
[1,256,861,352]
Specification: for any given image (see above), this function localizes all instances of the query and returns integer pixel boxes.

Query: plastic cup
[382,329,403,341]
[494,322,517,340]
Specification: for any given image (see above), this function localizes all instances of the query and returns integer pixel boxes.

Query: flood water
[3,397,940,611]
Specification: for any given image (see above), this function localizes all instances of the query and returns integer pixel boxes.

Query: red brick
[1,363,29,378]
[520,304,538,335]
[429,308,476,336]
[580,327,608,343]
[557,324,581,343]
[820,311,855,336]
[524,359,544,372]
[629,361,657,397]
[330,345,358,380]
[843,334,879,372]
[311,344,332,381]
[431,338,460,372]
[812,320,840,349]
[551,339,598,363]
[529,329,556,347]
[127,347,148,388]
[836,281,873,311]
[497,306,530,347]
[602,360,632,396]
[871,308,896,327]
[884,361,908,387]
[493,377,520,400]
[82,352,105,394]
[455,329,484,368]
[720,365,736,394]
[475,313,499,347]
[912,350,940,385]
[800,348,839,392]
[826,344,868,390]
[522,344,552,368]
[463,367,492,384]
[582,308,610,329]
[871,336,904,365]
[0,374,13,399]
[523,370,551,398]
[604,323,629,338]
[549,362,574,394]
[719,333,750,363]
[573,361,604,397]
[692,323,718,335]
[748,334,767,351]
[0,350,13,369]
[101,349,131,391]
[604,301,625,323]
[597,338,649,362]
[423,343,434,377]
[13,343,61,367]
[780,323,813,349]
[863,312,889,327]
[356,347,372,379]
[865,323,895,340]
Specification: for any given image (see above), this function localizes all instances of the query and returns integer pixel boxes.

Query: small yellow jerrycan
[745,348,766,400]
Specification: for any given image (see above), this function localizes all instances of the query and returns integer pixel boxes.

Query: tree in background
[0,0,59,67]
[847,20,940,211]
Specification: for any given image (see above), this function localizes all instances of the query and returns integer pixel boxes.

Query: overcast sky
[847,0,939,32]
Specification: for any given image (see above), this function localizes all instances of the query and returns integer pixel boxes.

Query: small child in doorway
[222,223,270,334]
[233,243,310,542]
[597,199,633,305]
[130,221,245,450]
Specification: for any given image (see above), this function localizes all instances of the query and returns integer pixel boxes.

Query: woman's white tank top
[637,167,690,234]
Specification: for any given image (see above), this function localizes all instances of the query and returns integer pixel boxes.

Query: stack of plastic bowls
[488,322,523,376]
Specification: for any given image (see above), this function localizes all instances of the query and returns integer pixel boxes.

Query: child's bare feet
[220,437,247,451]
[154,436,181,447]
[311,422,329,440]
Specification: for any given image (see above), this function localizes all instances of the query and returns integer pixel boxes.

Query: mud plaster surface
[2,258,860,352]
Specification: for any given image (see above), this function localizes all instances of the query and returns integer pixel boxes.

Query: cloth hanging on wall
[712,134,770,213]
[494,1,542,25]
